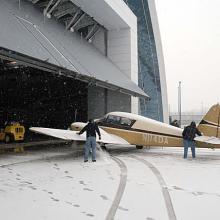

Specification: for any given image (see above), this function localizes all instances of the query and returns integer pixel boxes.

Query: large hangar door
[0,58,88,138]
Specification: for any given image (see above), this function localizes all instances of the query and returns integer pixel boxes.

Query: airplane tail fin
[197,104,220,138]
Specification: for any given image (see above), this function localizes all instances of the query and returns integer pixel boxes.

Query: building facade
[0,0,168,129]
[0,0,149,127]
[124,0,169,123]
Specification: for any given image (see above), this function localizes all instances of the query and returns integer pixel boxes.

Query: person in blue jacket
[182,121,202,158]
[78,119,101,162]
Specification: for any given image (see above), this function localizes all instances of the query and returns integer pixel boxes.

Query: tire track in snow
[131,155,177,220]
[105,156,127,220]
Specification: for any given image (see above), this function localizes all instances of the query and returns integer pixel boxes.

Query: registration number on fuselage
[142,133,168,145]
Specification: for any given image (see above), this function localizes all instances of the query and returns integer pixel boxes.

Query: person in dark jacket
[78,119,101,162]
[182,121,202,158]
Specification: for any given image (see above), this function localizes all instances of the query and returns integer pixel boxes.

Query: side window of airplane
[120,117,132,126]
[106,115,121,125]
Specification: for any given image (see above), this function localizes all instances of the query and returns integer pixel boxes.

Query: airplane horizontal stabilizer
[29,127,129,145]
[194,136,220,145]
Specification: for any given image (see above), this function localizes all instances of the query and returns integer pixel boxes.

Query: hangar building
[124,0,168,122]
[0,0,168,135]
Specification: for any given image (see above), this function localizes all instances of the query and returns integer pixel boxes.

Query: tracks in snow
[130,155,177,220]
[1,149,177,220]
[105,156,127,220]
[108,153,176,220]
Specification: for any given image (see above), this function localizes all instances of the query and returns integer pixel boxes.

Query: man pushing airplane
[77,119,101,162]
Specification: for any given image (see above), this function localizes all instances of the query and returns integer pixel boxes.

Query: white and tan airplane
[30,104,220,149]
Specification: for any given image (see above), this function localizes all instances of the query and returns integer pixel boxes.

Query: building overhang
[0,0,148,99]
[70,0,137,30]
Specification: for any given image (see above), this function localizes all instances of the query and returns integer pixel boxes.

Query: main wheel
[100,143,107,151]
[136,145,143,149]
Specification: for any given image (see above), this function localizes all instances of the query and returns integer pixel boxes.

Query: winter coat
[182,125,201,141]
[79,122,101,138]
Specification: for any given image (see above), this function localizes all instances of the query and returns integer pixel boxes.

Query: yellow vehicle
[0,122,25,143]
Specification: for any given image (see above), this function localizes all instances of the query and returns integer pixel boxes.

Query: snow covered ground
[1,144,220,220]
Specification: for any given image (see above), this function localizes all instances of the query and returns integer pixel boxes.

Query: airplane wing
[29,127,129,145]
[194,136,220,145]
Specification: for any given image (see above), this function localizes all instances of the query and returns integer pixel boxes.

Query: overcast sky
[154,0,220,113]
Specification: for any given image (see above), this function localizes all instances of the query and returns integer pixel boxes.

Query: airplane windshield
[106,115,134,127]
[96,115,107,123]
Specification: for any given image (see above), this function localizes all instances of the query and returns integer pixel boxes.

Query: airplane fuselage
[71,112,212,148]
[96,112,183,147]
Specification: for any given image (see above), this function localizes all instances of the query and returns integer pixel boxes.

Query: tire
[101,144,107,151]
[136,145,143,149]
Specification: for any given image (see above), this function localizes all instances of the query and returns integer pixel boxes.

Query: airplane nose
[71,122,86,131]
[71,124,79,131]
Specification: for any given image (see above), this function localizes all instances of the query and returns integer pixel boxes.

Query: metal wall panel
[0,0,148,99]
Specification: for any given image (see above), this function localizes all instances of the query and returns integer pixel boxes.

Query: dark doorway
[0,59,88,139]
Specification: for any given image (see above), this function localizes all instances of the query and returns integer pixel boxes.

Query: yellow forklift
[0,122,25,143]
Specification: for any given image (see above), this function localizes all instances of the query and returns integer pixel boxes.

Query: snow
[1,145,220,219]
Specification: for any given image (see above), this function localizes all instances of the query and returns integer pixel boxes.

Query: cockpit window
[95,117,106,123]
[106,115,121,125]
[105,115,135,127]
[96,115,107,123]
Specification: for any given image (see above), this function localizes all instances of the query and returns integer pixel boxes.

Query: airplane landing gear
[100,143,107,151]
[136,145,143,149]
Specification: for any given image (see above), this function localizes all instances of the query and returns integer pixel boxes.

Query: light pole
[178,81,182,127]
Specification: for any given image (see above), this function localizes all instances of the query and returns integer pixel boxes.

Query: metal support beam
[43,0,54,17]
[87,26,100,42]
[70,13,85,30]
[66,10,81,30]
[85,23,98,40]
[54,8,74,19]
[47,0,62,15]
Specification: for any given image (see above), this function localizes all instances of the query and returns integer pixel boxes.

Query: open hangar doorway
[0,57,88,141]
